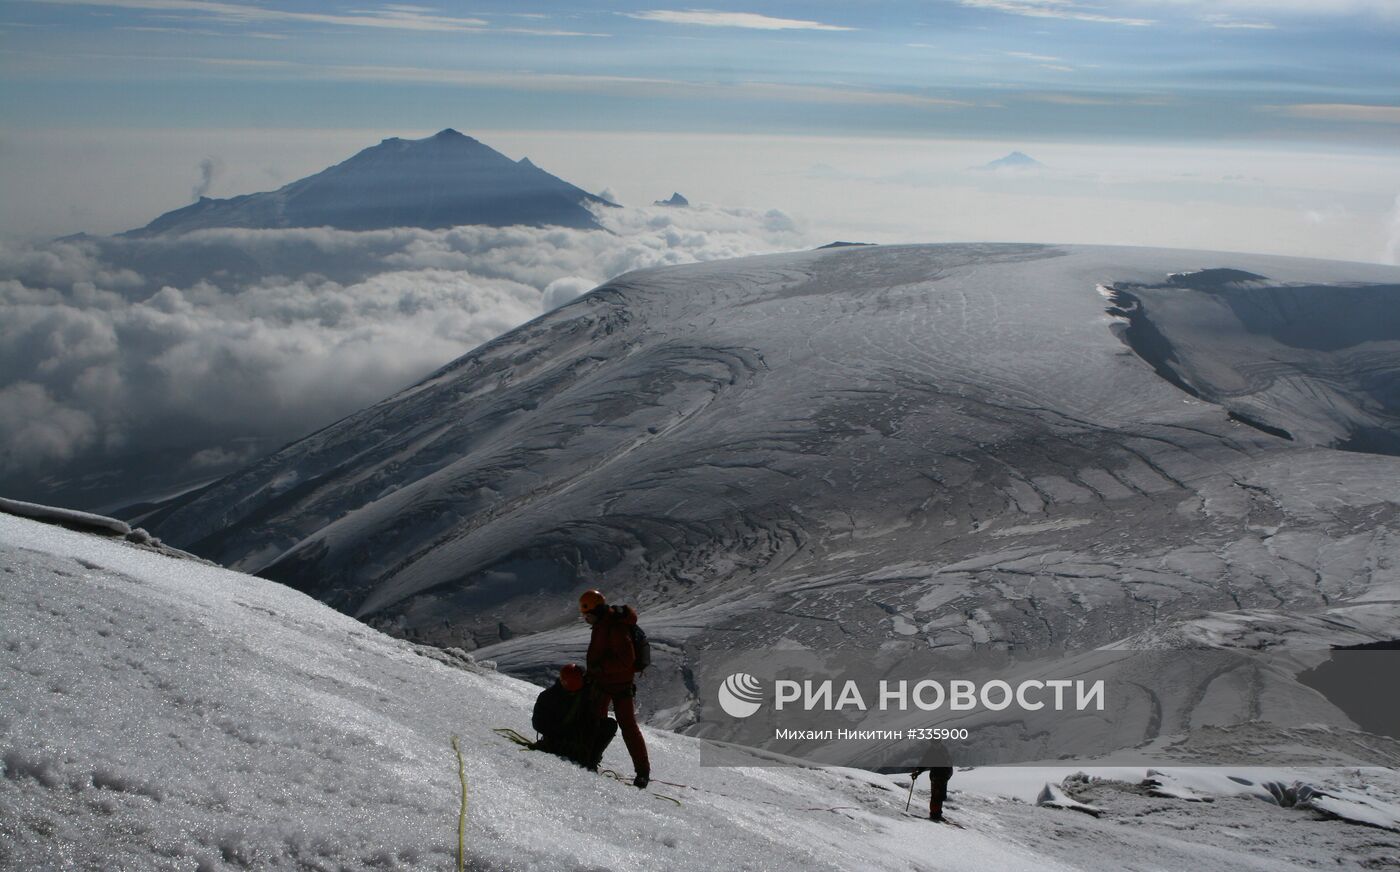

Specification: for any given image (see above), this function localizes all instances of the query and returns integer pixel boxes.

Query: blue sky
[3,0,1398,142]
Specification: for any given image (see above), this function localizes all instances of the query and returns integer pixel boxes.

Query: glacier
[136,243,1400,731]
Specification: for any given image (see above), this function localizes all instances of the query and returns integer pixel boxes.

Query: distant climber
[912,737,955,821]
[912,765,954,821]
[530,663,616,769]
[909,736,956,822]
[579,589,651,788]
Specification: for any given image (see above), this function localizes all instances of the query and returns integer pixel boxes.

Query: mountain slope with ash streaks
[145,244,1400,717]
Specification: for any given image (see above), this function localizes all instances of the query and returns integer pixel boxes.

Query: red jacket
[586,605,638,688]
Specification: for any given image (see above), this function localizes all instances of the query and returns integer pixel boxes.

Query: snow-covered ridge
[0,495,196,559]
[138,244,1400,705]
[4,513,1397,870]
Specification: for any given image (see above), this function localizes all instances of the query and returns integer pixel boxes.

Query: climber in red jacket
[580,588,651,788]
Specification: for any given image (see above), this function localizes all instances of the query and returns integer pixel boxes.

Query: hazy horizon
[3,126,1399,264]
[3,0,1399,262]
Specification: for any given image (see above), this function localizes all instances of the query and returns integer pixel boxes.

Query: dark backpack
[606,604,652,673]
[630,623,651,672]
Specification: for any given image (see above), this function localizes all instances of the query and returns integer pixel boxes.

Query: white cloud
[22,0,609,35]
[24,0,493,31]
[624,9,853,31]
[0,382,97,471]
[0,238,145,291]
[117,24,224,35]
[0,205,812,481]
[957,0,1155,26]
[542,276,598,310]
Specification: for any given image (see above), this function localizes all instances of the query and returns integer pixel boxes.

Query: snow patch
[989,517,1091,538]
[1034,779,1103,816]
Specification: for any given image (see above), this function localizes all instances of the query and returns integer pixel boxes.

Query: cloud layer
[0,204,810,500]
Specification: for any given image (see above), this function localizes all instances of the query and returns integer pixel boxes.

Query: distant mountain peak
[126,130,610,235]
[976,151,1046,172]
[654,192,689,207]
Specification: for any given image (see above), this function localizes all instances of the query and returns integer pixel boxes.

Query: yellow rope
[450,735,467,872]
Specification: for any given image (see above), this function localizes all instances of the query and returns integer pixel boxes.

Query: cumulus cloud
[0,238,145,292]
[0,382,97,472]
[0,204,811,498]
[542,276,598,310]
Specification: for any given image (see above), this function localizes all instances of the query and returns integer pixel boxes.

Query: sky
[2,1,1399,256]
[2,0,1398,138]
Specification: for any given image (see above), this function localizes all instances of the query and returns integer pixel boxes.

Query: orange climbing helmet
[579,588,606,615]
[559,663,584,692]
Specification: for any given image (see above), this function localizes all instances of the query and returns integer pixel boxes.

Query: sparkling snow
[5,514,1399,870]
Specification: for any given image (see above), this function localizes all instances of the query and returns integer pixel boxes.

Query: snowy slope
[140,244,1400,727]
[127,130,612,236]
[5,514,1398,871]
